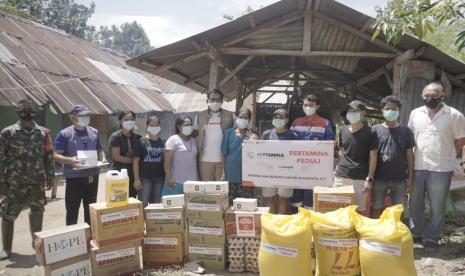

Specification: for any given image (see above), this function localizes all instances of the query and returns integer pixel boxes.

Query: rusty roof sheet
[0,10,175,113]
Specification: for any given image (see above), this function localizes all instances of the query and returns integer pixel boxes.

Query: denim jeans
[138,176,164,207]
[410,170,452,242]
[372,179,406,209]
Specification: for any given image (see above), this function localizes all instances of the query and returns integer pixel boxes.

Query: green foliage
[373,0,465,51]
[96,21,152,57]
[0,2,36,20]
[424,21,465,61]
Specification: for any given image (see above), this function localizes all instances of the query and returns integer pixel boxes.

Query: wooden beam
[262,93,277,103]
[384,70,393,89]
[209,60,219,90]
[220,11,304,46]
[303,9,312,52]
[343,49,414,90]
[456,73,465,80]
[313,11,401,53]
[314,0,321,11]
[147,52,207,74]
[218,47,397,58]
[219,56,254,88]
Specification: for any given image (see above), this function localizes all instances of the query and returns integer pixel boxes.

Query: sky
[76,0,387,48]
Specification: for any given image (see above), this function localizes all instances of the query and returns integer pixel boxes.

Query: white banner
[242,140,334,189]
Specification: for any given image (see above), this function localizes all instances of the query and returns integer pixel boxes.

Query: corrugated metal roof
[163,93,236,113]
[0,10,176,113]
[128,0,465,101]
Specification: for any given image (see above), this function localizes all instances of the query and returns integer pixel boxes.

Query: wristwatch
[365,177,373,182]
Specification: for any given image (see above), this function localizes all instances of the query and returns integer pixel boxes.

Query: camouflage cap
[16,99,38,112]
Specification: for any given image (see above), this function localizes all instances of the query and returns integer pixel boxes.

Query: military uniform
[0,121,54,259]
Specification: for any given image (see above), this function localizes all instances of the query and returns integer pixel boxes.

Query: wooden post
[209,60,219,90]
[252,90,257,127]
[303,9,312,52]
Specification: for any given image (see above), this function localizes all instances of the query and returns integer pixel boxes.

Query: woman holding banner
[221,107,258,204]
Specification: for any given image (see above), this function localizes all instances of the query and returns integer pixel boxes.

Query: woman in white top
[163,116,199,195]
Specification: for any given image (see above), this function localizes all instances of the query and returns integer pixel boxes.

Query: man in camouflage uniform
[0,99,54,260]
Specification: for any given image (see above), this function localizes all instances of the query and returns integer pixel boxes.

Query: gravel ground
[0,174,464,275]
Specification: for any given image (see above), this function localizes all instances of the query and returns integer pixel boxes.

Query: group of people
[0,81,464,260]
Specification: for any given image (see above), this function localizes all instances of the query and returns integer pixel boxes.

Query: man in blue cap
[54,105,106,225]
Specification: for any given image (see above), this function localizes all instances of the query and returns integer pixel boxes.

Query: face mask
[236,118,249,129]
[303,106,316,116]
[147,126,161,135]
[346,112,362,124]
[423,97,442,109]
[19,111,36,121]
[208,101,222,112]
[272,118,286,129]
[181,125,194,136]
[77,116,90,127]
[383,110,399,121]
[122,120,135,130]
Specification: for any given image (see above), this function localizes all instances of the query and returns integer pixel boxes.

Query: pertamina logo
[256,152,285,160]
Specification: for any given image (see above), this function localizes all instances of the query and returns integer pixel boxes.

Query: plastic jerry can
[105,169,129,207]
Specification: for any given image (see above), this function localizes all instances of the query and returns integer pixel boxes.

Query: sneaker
[413,237,423,244]
[424,241,439,253]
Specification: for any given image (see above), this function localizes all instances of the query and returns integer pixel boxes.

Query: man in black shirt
[371,96,415,218]
[334,100,378,214]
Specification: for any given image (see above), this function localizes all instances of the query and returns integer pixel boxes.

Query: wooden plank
[248,15,256,28]
[218,47,397,58]
[384,70,393,89]
[306,0,313,9]
[220,11,304,46]
[219,56,254,88]
[456,73,465,80]
[313,11,401,53]
[303,9,312,52]
[209,60,219,90]
[149,52,207,74]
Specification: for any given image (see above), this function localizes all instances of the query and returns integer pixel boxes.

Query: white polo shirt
[408,104,465,172]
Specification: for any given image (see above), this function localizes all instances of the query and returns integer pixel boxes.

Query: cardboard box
[90,198,144,247]
[225,207,269,238]
[90,240,141,276]
[313,185,355,213]
[204,181,229,194]
[162,194,185,208]
[188,219,225,245]
[183,181,205,194]
[143,233,183,268]
[145,204,184,234]
[233,198,257,212]
[44,255,91,276]
[188,243,225,271]
[186,193,229,220]
[34,223,90,265]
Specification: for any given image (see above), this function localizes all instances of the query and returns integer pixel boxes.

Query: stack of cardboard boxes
[34,223,92,276]
[225,198,269,273]
[184,181,229,271]
[89,197,144,275]
[143,194,185,268]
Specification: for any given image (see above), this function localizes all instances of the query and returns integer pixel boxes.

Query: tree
[373,0,465,51]
[96,21,152,57]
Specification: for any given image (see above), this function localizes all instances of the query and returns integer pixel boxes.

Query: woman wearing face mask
[221,107,258,204]
[109,111,141,198]
[133,116,165,206]
[163,116,198,196]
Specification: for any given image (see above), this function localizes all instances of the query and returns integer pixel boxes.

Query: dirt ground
[0,173,464,276]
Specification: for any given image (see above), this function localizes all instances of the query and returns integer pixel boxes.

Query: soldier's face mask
[18,108,36,121]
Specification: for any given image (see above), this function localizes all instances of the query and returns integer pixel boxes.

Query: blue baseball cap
[69,105,91,116]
